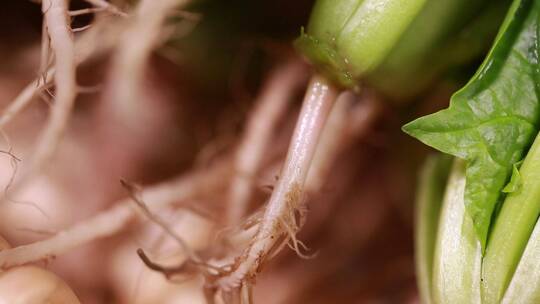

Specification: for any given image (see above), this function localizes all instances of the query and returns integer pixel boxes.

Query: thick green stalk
[415,155,452,304]
[482,132,540,304]
[501,216,540,304]
[432,159,482,304]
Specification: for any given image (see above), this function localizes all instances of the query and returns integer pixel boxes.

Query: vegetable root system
[0,0,438,303]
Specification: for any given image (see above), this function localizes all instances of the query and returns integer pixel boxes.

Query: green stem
[482,131,540,304]
[501,216,540,304]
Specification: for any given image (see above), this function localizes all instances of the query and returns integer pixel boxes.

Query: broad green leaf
[432,159,482,304]
[414,155,452,304]
[403,0,540,248]
[482,131,540,303]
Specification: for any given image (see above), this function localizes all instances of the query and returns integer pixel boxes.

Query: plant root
[39,18,52,86]
[69,7,106,17]
[0,158,229,269]
[227,60,307,225]
[306,91,380,193]
[0,0,79,205]
[214,75,339,291]
[122,180,203,263]
[84,0,127,17]
[0,4,132,202]
[0,13,123,130]
[16,0,78,189]
[105,0,191,129]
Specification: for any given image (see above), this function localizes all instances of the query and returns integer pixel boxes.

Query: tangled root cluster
[0,0,428,303]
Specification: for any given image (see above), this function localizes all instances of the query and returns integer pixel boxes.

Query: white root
[84,0,127,17]
[105,0,190,128]
[305,92,355,192]
[226,60,307,225]
[122,180,203,264]
[0,74,54,130]
[69,7,106,17]
[39,18,52,84]
[306,91,379,192]
[1,0,88,198]
[71,24,92,33]
[347,92,380,135]
[14,0,78,188]
[0,0,199,271]
[215,75,339,290]
[0,160,229,269]
[0,12,123,130]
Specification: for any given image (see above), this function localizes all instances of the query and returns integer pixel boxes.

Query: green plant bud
[296,0,509,96]
[366,0,509,99]
[295,0,428,89]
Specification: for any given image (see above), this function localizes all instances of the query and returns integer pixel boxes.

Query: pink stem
[217,74,339,290]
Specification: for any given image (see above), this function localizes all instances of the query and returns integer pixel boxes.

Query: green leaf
[403,0,540,248]
[502,163,522,193]
[414,154,452,304]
